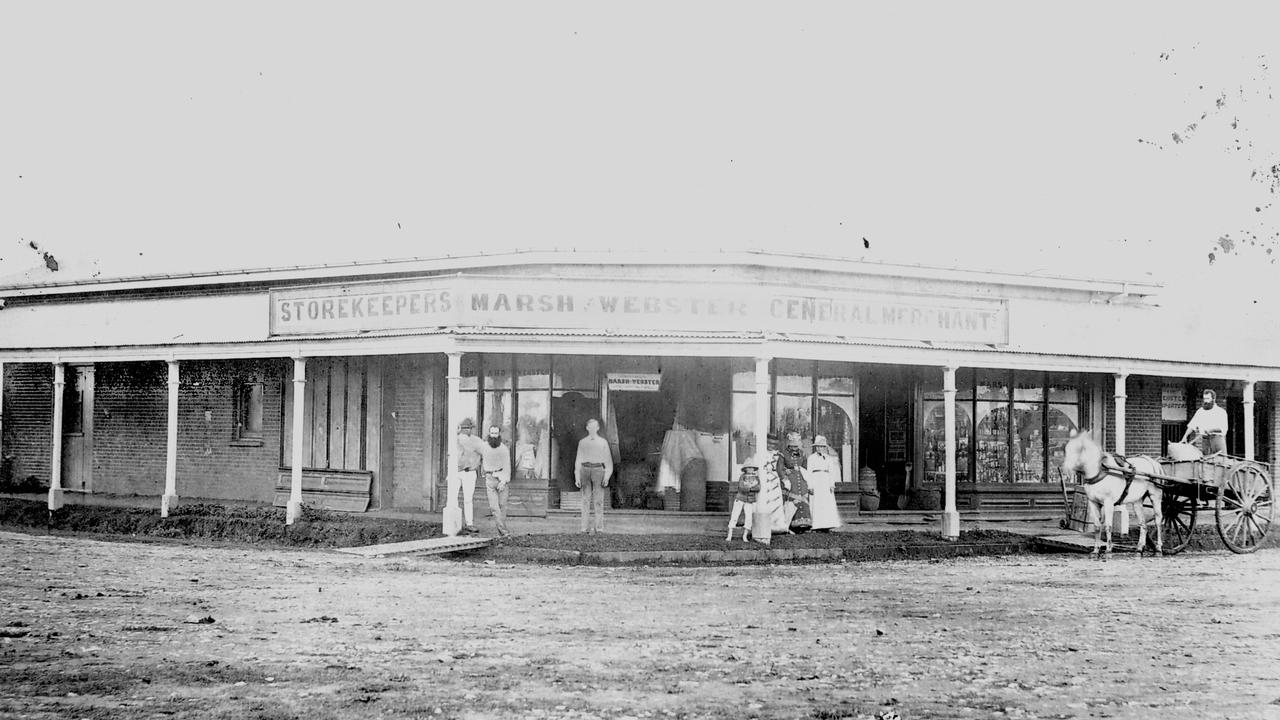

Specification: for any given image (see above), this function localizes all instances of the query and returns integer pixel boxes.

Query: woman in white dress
[806,435,843,532]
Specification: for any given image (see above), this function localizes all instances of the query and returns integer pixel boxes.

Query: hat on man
[813,435,829,448]
[785,431,802,447]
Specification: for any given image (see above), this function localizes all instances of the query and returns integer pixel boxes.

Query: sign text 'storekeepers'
[269,275,1009,345]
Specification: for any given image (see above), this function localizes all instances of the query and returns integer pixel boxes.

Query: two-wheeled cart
[1149,454,1273,554]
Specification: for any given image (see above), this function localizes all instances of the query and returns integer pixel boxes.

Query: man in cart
[1180,388,1228,455]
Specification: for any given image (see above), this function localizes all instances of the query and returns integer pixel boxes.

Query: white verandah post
[754,356,771,461]
[48,362,66,511]
[1112,372,1127,456]
[1243,380,1255,462]
[287,357,307,525]
[1111,371,1129,533]
[444,352,463,533]
[941,365,960,540]
[161,360,180,516]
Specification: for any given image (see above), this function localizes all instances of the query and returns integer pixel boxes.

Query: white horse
[1061,429,1164,560]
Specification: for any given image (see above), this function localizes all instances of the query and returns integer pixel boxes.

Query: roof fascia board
[0,249,1160,299]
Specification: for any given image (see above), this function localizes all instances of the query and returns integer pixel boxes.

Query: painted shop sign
[1162,386,1188,422]
[607,373,663,392]
[269,276,1009,344]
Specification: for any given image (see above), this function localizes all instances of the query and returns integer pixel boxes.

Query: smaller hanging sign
[1161,387,1187,422]
[606,373,662,392]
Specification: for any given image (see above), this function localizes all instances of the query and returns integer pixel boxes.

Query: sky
[2,2,1278,320]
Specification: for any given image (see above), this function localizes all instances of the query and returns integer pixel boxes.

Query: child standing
[727,461,761,541]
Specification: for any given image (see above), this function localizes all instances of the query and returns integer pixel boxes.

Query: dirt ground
[1,531,1279,720]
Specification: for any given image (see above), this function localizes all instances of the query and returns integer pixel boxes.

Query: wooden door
[60,365,94,492]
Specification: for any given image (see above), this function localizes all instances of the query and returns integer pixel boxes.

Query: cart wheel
[1215,462,1274,554]
[1159,492,1197,555]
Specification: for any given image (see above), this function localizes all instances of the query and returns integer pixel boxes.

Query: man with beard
[479,425,513,538]
[1181,388,1229,456]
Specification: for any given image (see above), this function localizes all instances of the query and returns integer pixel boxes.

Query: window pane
[921,400,972,484]
[240,383,264,436]
[975,371,1008,401]
[1012,403,1044,482]
[514,388,550,480]
[816,395,855,483]
[484,354,513,391]
[483,389,512,441]
[774,359,812,394]
[1048,374,1079,403]
[772,394,813,456]
[516,355,551,390]
[817,376,855,395]
[974,401,1009,483]
[1048,403,1081,485]
[1013,373,1045,402]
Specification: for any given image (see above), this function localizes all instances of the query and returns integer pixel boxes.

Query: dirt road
[1,530,1278,719]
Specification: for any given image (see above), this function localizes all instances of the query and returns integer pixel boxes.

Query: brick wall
[1269,382,1279,471]
[93,363,167,496]
[1,363,53,484]
[1101,374,1162,456]
[172,359,286,503]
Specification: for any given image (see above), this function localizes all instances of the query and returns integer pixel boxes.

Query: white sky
[2,2,1278,319]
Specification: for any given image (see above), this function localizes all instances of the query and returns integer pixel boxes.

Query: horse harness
[1081,453,1140,504]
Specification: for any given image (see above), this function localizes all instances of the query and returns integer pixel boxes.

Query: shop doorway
[859,369,912,509]
[551,391,598,497]
[609,390,676,509]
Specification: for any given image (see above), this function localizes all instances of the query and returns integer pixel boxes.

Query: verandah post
[48,362,66,512]
[287,356,307,525]
[941,364,960,540]
[161,359,180,516]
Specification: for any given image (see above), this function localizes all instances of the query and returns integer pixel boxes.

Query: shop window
[234,381,264,441]
[921,369,972,485]
[816,371,856,484]
[515,355,550,481]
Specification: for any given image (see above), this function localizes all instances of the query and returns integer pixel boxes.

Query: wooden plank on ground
[335,535,491,557]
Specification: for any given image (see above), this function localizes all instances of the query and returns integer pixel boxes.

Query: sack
[442,506,463,537]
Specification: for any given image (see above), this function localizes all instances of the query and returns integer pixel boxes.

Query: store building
[1,250,1276,537]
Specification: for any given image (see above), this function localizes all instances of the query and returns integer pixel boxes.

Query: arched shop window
[922,369,1084,484]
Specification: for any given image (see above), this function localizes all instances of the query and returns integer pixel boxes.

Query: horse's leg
[1100,501,1115,561]
[1133,497,1148,557]
[1089,500,1102,559]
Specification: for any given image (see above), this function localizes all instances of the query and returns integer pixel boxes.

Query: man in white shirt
[1181,388,1228,455]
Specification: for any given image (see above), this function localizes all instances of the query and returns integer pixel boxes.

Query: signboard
[1162,387,1187,422]
[269,275,1010,345]
[606,373,662,392]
